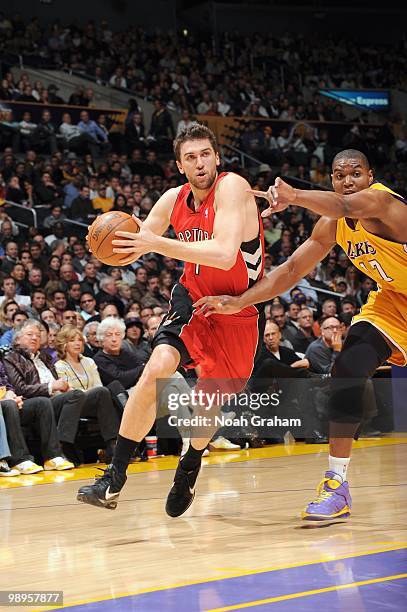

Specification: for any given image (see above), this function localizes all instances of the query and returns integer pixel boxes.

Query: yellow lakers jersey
[336,182,407,294]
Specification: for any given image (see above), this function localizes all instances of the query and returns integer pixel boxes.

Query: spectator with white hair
[83,321,100,357]
[94,318,146,390]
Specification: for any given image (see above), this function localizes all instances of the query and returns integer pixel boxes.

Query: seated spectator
[0,240,19,275]
[61,310,78,326]
[39,308,56,324]
[0,277,31,308]
[305,317,342,374]
[100,303,120,320]
[83,321,100,357]
[356,276,376,307]
[320,298,338,322]
[92,184,114,213]
[79,292,99,322]
[78,111,109,158]
[97,276,125,316]
[43,204,66,229]
[11,262,29,295]
[70,184,96,223]
[124,317,151,362]
[0,299,19,334]
[0,404,19,476]
[49,290,68,323]
[270,303,297,348]
[340,297,358,316]
[44,322,59,363]
[291,307,317,354]
[80,262,100,296]
[2,320,87,468]
[255,320,309,375]
[94,318,146,390]
[67,281,82,310]
[55,325,120,464]
[0,341,73,473]
[124,112,145,153]
[0,309,28,347]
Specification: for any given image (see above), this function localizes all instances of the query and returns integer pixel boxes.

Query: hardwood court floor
[1,437,406,611]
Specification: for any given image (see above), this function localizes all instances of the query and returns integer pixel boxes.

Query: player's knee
[140,347,179,386]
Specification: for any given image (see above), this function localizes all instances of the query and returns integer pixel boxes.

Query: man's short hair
[173,124,218,161]
[332,149,370,170]
[12,310,28,323]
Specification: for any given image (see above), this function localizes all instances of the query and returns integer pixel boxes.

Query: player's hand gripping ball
[87,211,139,266]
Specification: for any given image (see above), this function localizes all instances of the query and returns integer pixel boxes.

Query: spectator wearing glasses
[305,317,342,374]
[79,293,99,321]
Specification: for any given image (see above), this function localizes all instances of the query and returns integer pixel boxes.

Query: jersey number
[195,264,200,275]
[359,259,394,282]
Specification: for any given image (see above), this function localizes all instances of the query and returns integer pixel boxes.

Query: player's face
[331,159,373,195]
[177,139,220,191]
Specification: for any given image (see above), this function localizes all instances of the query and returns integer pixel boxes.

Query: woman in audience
[0,299,19,335]
[54,325,120,464]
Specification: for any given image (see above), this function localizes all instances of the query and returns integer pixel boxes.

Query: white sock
[328,455,350,483]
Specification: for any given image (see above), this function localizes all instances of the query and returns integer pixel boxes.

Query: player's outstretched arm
[194,216,337,316]
[114,173,247,269]
[251,177,390,220]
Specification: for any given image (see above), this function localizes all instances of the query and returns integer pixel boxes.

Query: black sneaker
[77,465,127,510]
[165,461,200,517]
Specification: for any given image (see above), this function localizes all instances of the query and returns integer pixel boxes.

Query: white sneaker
[209,436,241,451]
[202,448,210,457]
[0,459,20,477]
[44,457,74,471]
[14,460,44,475]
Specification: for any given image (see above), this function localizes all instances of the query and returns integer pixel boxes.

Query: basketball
[87,211,139,266]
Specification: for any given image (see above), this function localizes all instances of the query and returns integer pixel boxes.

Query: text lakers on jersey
[336,182,407,295]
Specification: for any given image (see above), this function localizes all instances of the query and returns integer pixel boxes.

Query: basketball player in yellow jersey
[194,149,407,520]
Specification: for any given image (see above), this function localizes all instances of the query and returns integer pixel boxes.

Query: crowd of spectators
[1,13,406,117]
[0,14,398,475]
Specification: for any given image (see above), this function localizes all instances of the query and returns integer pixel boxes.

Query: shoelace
[313,487,333,504]
[94,466,112,483]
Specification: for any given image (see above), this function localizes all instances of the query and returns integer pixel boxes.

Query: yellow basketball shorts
[352,288,407,366]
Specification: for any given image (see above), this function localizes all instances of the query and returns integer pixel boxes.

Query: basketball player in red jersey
[77,124,264,514]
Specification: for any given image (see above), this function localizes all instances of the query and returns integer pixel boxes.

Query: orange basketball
[87,211,139,266]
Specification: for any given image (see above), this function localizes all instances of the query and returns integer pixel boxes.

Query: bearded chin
[188,170,217,190]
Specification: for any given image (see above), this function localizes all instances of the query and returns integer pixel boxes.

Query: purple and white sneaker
[302,471,352,521]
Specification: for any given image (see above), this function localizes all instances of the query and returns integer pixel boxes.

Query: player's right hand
[193,295,243,317]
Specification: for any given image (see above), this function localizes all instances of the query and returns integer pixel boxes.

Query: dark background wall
[0,0,177,30]
[2,0,406,41]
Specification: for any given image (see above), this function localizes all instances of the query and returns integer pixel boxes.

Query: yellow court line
[36,545,407,611]
[208,573,407,611]
[3,436,407,489]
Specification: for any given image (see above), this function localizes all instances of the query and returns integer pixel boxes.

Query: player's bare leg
[77,345,181,509]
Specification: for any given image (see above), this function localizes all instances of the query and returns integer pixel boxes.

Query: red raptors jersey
[170,172,265,318]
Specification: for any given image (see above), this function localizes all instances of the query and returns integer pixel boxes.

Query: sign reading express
[320,89,390,111]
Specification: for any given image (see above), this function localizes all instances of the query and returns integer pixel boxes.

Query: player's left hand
[247,177,297,217]
[112,216,155,265]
